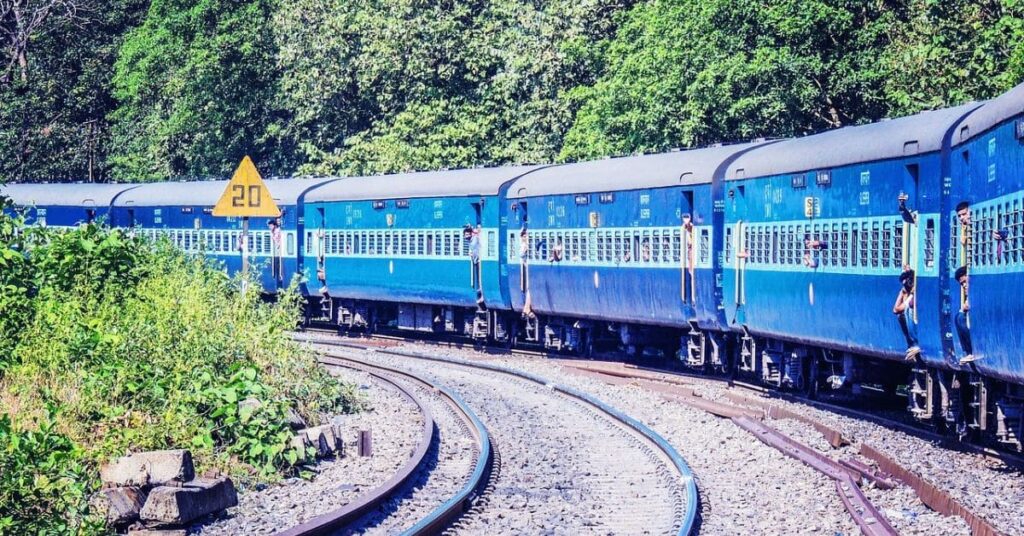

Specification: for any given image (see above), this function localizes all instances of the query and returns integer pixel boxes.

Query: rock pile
[290,422,346,459]
[94,449,237,535]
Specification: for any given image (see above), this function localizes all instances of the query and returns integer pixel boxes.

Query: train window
[701,229,710,265]
[870,222,880,268]
[613,231,622,262]
[508,233,517,261]
[353,233,361,255]
[487,231,496,258]
[840,223,849,267]
[771,227,779,265]
[581,232,591,262]
[894,222,903,268]
[287,233,295,256]
[882,222,892,268]
[830,224,840,266]
[725,227,733,263]
[651,230,661,263]
[640,231,651,263]
[571,232,580,262]
[424,233,433,256]
[443,233,451,257]
[925,218,936,268]
[1014,199,1022,264]
[596,233,606,262]
[859,225,869,267]
[632,232,641,263]
[459,232,468,256]
[263,233,272,255]
[673,229,682,263]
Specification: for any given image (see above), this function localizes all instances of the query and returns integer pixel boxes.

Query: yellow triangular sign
[212,156,281,217]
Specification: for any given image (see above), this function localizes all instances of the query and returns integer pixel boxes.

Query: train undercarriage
[304,294,1022,453]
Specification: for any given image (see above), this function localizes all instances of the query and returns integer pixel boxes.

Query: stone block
[101,450,194,488]
[304,425,337,457]
[139,477,238,525]
[92,486,147,526]
[127,529,187,536]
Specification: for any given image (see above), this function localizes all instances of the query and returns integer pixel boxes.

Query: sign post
[212,156,281,292]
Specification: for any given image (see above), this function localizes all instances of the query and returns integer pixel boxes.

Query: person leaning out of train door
[954,266,980,365]
[893,268,921,360]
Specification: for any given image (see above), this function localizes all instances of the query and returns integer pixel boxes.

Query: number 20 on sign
[212,156,281,218]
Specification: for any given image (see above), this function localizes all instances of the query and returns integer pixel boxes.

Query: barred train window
[925,219,935,268]
[870,222,880,268]
[882,222,892,268]
[831,224,840,266]
[700,229,710,264]
[725,227,733,262]
[840,223,849,267]
[672,229,682,263]
[894,222,903,268]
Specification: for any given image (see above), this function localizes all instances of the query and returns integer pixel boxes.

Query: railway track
[296,330,1020,535]
[301,337,701,535]
[275,351,493,536]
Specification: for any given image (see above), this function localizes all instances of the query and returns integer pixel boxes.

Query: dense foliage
[1,0,1023,180]
[0,198,359,533]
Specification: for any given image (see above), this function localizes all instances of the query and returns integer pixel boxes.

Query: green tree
[0,0,145,182]
[109,0,284,181]
[560,0,904,161]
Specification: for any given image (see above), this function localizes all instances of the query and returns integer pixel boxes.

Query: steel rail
[307,342,702,536]
[276,350,493,536]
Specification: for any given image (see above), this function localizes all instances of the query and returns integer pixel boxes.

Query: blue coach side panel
[111,178,336,292]
[304,166,542,311]
[949,82,1024,383]
[504,145,762,328]
[1,183,138,226]
[723,103,980,362]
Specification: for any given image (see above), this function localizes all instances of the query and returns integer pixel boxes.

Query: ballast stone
[101,449,195,488]
[139,477,238,525]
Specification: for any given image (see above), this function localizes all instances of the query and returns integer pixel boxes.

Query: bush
[0,408,104,535]
[0,204,360,530]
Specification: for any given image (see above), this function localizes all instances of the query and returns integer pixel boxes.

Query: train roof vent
[903,141,919,155]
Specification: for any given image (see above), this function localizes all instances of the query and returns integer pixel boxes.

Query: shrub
[0,205,360,529]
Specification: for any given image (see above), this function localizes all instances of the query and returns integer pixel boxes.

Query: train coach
[300,166,544,339]
[0,182,139,227]
[499,143,766,356]
[108,178,337,293]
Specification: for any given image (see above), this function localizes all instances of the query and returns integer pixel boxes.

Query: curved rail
[276,352,493,536]
[318,343,701,536]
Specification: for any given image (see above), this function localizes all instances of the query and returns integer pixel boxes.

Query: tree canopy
[1,0,1022,182]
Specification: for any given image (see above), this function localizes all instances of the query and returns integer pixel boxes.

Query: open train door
[680,189,696,306]
[734,220,747,324]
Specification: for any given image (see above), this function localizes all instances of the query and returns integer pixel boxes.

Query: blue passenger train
[4,82,1023,451]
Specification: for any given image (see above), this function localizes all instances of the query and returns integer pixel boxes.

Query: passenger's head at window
[955,266,969,287]
[899,269,915,292]
[956,201,970,225]
[268,219,279,229]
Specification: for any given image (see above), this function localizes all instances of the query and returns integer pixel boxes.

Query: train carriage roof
[113,177,339,207]
[726,102,982,180]
[952,81,1024,146]
[506,142,766,199]
[305,165,545,203]
[0,183,138,207]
